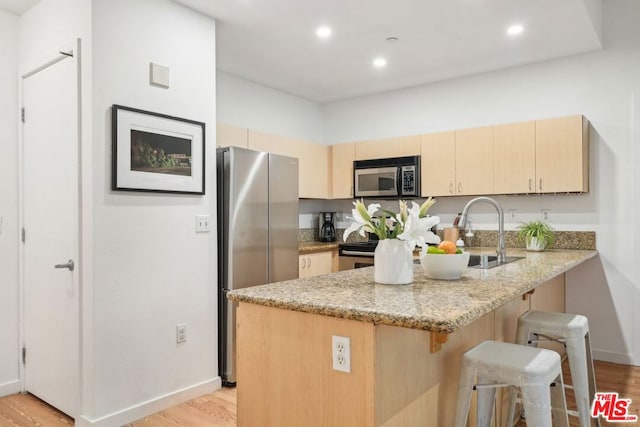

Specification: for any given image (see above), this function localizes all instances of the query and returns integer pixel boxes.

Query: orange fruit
[438,240,457,254]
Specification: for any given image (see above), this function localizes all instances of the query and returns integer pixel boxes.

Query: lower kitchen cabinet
[299,252,335,278]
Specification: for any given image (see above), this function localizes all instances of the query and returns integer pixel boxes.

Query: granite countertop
[229,248,598,334]
[299,241,339,254]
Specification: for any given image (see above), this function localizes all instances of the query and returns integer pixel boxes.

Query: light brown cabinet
[420,127,493,197]
[455,126,494,196]
[493,121,536,194]
[535,115,589,193]
[420,131,456,196]
[216,123,248,148]
[354,135,421,160]
[494,116,588,194]
[299,252,334,278]
[247,129,330,199]
[298,140,331,199]
[331,143,355,199]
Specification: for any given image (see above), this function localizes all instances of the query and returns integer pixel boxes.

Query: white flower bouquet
[343,198,441,249]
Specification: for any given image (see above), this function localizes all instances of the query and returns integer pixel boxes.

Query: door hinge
[22,347,26,364]
[21,228,25,243]
[21,107,25,123]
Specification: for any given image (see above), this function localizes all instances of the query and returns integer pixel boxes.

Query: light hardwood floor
[0,361,637,426]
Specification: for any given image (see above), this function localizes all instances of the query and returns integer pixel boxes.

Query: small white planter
[526,236,547,251]
[374,239,414,285]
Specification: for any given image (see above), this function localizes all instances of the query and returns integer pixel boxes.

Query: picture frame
[112,104,205,194]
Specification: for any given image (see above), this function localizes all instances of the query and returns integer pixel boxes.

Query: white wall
[0,10,20,397]
[323,0,640,365]
[17,0,218,423]
[88,0,217,423]
[217,70,325,143]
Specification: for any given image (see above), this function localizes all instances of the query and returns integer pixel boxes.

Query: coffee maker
[319,212,336,242]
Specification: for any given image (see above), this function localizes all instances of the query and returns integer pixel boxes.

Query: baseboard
[0,380,21,398]
[592,348,634,365]
[75,377,221,427]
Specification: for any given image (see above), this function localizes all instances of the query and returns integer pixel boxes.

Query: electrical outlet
[176,323,187,344]
[195,214,210,233]
[541,209,550,221]
[332,335,351,373]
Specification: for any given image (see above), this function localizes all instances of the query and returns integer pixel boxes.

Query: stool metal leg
[566,333,592,427]
[505,387,519,426]
[455,363,475,427]
[476,374,496,427]
[521,383,553,427]
[550,374,570,427]
[585,332,600,427]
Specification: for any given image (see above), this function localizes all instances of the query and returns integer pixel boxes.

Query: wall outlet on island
[332,335,351,373]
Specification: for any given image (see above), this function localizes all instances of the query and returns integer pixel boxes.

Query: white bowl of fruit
[420,241,470,280]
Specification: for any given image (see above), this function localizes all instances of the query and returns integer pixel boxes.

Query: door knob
[54,259,75,271]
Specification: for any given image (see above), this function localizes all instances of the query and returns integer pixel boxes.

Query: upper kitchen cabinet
[298,139,331,199]
[248,129,330,199]
[454,126,494,196]
[331,143,355,199]
[535,115,589,193]
[248,129,299,156]
[493,121,536,194]
[354,135,421,160]
[420,131,456,197]
[216,123,248,148]
[420,127,493,197]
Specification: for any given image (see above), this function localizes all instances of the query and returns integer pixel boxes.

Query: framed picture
[112,105,205,194]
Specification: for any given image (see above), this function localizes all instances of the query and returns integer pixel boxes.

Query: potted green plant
[518,220,555,251]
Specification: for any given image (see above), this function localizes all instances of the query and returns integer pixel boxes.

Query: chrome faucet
[457,196,506,264]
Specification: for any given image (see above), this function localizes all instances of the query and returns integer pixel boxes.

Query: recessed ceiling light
[373,57,387,68]
[316,26,332,39]
[386,36,399,42]
[507,24,524,36]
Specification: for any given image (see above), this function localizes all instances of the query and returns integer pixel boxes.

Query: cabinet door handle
[457,182,462,193]
[539,178,543,191]
[449,182,454,194]
[301,258,306,269]
[528,178,532,192]
[307,257,312,268]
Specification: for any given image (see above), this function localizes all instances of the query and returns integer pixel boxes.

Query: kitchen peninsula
[228,248,597,427]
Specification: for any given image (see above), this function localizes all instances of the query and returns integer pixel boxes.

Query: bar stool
[455,340,569,427]
[510,311,599,427]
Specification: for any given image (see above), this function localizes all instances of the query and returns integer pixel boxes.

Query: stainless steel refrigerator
[216,146,299,386]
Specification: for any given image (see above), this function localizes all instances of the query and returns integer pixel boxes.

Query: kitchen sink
[467,255,524,269]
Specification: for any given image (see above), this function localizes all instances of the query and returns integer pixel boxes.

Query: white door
[22,47,79,417]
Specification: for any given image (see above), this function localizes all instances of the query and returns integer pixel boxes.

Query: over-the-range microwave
[353,155,420,198]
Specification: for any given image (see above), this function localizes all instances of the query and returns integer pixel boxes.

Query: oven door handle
[341,250,375,257]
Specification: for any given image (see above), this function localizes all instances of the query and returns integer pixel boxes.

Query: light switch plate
[195,214,210,233]
[150,62,170,88]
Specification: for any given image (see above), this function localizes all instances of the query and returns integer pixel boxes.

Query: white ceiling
[176,0,603,103]
[1,0,603,104]
[0,0,38,15]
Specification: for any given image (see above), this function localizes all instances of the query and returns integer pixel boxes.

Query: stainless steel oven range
[338,241,378,270]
